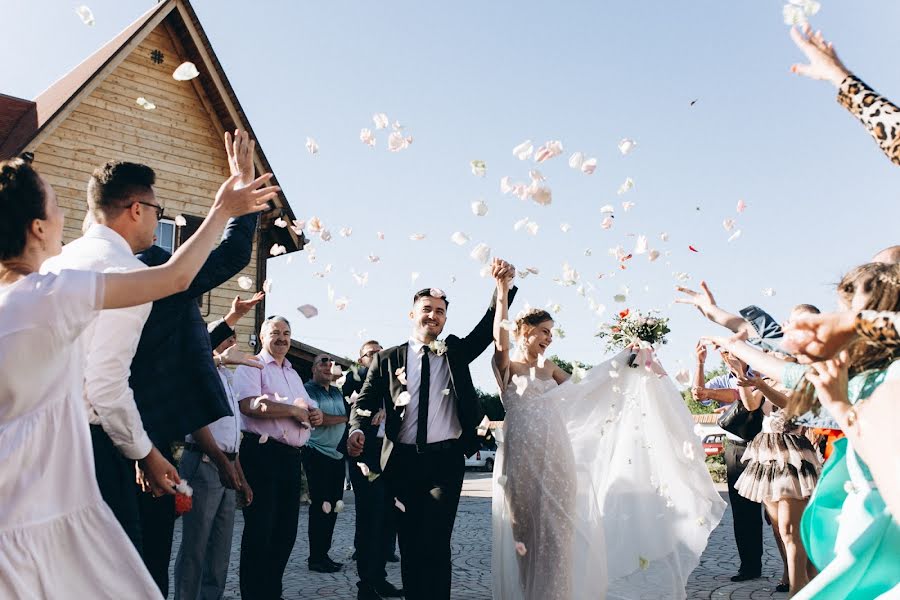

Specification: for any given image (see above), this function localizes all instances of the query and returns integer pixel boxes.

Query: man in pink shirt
[233,315,319,600]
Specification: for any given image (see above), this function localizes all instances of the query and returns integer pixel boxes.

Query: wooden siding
[30,23,261,351]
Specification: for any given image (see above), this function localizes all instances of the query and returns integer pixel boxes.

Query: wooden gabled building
[0,0,306,354]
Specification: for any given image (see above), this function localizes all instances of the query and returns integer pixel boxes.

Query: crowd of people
[1,22,899,600]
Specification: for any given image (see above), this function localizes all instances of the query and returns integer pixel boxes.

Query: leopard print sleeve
[837,75,900,166]
[855,310,900,347]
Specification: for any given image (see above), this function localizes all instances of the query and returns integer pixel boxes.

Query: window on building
[154,219,176,254]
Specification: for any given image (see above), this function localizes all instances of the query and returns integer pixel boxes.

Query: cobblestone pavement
[168,473,787,599]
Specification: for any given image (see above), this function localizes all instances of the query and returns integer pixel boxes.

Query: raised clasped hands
[491,258,515,289]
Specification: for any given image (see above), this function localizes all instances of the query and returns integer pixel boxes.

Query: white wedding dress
[492,348,726,600]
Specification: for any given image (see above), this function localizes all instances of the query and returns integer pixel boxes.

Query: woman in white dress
[0,156,276,598]
[490,265,726,600]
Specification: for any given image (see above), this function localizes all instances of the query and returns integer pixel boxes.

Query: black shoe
[775,582,790,593]
[373,580,404,598]
[730,571,761,582]
[324,556,343,569]
[386,553,400,563]
[309,559,340,573]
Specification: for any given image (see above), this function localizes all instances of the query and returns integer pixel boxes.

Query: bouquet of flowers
[595,308,671,352]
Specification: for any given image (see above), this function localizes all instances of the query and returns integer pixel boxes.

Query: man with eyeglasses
[342,341,404,599]
[42,160,175,550]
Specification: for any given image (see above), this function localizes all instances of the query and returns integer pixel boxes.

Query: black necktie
[416,347,430,449]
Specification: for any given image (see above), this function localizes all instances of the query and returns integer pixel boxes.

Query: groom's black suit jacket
[350,287,517,469]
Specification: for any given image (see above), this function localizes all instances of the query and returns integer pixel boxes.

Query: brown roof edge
[0,2,173,159]
[0,95,37,159]
[172,0,302,253]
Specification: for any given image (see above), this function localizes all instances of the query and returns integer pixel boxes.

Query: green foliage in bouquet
[595,308,671,353]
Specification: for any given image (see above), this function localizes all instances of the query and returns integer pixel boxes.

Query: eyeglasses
[133,201,164,220]
[360,350,379,359]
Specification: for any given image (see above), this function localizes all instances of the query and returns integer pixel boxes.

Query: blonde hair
[787,263,900,417]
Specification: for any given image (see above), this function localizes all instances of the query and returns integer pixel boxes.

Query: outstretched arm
[491,258,514,387]
[457,259,517,365]
[789,25,900,166]
[675,281,757,336]
[702,332,789,383]
[102,174,277,310]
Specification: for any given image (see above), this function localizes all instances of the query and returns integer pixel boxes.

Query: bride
[489,265,726,600]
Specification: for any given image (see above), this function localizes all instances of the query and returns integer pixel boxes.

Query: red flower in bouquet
[619,308,630,319]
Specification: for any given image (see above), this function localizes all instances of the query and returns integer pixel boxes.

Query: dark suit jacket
[207,318,235,350]
[130,213,257,448]
[349,287,516,469]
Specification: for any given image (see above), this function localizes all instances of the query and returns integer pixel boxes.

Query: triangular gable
[1,0,301,251]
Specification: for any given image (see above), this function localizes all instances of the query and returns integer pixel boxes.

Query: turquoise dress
[783,362,900,599]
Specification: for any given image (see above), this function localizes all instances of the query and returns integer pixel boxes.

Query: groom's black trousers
[385,441,465,600]
[725,440,763,575]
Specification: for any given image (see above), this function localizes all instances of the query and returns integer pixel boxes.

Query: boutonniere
[428,339,448,356]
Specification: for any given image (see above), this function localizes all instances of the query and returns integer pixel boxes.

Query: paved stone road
[168,473,787,599]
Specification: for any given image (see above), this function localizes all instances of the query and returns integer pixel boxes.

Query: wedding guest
[0,156,275,598]
[693,344,763,583]
[303,355,352,573]
[41,160,175,548]
[173,293,264,600]
[789,24,900,165]
[129,130,262,595]
[728,353,821,595]
[234,316,313,600]
[705,263,900,599]
[344,341,403,599]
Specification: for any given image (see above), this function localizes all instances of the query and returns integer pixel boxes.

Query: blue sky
[5,1,900,391]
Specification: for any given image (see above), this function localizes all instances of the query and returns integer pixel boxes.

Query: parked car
[702,433,725,457]
[465,446,496,472]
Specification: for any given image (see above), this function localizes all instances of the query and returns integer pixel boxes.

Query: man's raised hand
[225,129,256,185]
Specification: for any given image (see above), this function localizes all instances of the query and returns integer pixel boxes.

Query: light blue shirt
[304,381,347,460]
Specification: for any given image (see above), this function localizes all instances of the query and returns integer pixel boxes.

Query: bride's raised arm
[492,258,513,387]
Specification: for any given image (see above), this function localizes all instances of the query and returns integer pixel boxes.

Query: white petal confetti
[601,216,614,230]
[600,204,615,214]
[340,227,352,237]
[470,243,491,264]
[76,5,95,26]
[135,97,156,110]
[722,218,736,232]
[526,221,539,236]
[175,480,193,497]
[500,319,516,331]
[273,217,287,229]
[471,200,488,216]
[568,152,584,169]
[660,232,669,242]
[373,113,389,130]
[411,272,420,283]
[307,217,324,233]
[359,128,376,147]
[269,244,286,256]
[762,287,776,297]
[560,223,571,233]
[430,486,443,500]
[174,215,187,227]
[258,434,269,444]
[409,233,426,241]
[683,441,696,461]
[262,278,273,294]
[352,271,369,286]
[470,160,487,177]
[511,374,529,396]
[394,391,412,407]
[297,304,318,318]
[388,131,413,152]
[394,498,406,512]
[634,235,648,255]
[512,140,534,160]
[534,140,563,163]
[450,232,469,246]
[172,62,200,81]
[334,297,350,311]
[334,500,345,513]
[238,276,253,290]
[357,462,370,476]
[581,158,597,175]
[648,249,660,262]
[622,201,635,212]
[727,229,742,243]
[618,138,637,155]
[367,254,380,263]
[322,501,332,514]
[617,177,634,195]
[305,137,319,155]
[356,409,372,417]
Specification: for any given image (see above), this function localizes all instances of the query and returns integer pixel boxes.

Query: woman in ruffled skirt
[729,361,822,596]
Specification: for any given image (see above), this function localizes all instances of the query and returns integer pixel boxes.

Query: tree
[548,355,592,375]
[476,388,505,421]
[684,360,729,415]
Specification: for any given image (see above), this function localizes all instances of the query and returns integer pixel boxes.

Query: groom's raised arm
[456,286,518,365]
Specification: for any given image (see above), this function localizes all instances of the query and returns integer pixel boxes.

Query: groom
[348,260,517,600]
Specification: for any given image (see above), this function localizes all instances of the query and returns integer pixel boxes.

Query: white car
[465,448,496,472]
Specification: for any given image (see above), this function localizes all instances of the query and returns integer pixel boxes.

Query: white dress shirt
[42,224,153,460]
[397,338,462,444]
[186,366,241,453]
